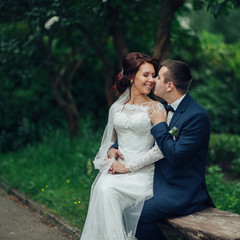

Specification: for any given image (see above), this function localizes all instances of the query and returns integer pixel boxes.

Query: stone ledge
[162,207,240,240]
[0,182,81,240]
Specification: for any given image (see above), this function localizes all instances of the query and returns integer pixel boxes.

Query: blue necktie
[161,100,175,113]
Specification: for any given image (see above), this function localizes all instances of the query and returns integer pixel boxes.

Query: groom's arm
[111,141,118,149]
[151,112,210,168]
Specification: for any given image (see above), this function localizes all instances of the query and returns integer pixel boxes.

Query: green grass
[0,125,100,229]
[0,128,240,232]
[206,165,240,212]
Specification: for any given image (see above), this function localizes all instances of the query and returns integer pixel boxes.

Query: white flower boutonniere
[169,126,178,137]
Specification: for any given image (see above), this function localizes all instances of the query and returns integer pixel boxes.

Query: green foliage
[0,65,64,151]
[0,0,110,151]
[188,7,240,44]
[232,158,240,176]
[0,0,240,152]
[185,31,240,133]
[191,0,240,18]
[208,134,240,175]
[206,165,240,212]
[205,0,240,17]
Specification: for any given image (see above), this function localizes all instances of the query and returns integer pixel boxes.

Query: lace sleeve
[125,142,164,172]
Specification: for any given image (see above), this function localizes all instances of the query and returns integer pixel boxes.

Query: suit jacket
[151,93,214,215]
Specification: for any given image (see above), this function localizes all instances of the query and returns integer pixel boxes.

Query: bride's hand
[108,160,129,174]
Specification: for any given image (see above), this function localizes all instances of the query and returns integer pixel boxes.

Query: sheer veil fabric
[93,87,131,171]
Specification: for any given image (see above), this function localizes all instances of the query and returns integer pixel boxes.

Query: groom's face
[154,66,169,98]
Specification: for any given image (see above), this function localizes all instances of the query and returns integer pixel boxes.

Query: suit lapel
[169,93,191,128]
[169,111,181,129]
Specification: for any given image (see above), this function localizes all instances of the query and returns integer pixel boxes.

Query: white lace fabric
[113,103,164,173]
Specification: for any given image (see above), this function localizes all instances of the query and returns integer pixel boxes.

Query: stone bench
[157,207,240,240]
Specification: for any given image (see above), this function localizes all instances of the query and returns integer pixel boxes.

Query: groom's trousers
[136,196,206,240]
[135,197,170,240]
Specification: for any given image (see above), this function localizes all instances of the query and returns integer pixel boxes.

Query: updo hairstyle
[113,52,159,95]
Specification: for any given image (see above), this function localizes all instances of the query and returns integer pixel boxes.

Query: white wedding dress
[80,102,164,240]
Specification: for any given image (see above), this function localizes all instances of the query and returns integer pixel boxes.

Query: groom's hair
[160,59,192,94]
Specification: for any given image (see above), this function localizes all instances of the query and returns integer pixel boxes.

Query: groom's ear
[166,82,174,92]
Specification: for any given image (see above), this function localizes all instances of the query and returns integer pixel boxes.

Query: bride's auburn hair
[113,52,159,95]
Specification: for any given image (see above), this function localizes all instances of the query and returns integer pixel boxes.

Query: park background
[0,0,240,233]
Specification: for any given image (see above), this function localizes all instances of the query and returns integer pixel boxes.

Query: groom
[135,59,215,240]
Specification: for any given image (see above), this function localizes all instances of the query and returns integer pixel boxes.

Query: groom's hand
[148,103,167,125]
[108,148,124,160]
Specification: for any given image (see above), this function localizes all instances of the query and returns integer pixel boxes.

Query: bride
[80,52,164,240]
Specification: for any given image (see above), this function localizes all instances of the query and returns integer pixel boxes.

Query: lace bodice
[112,103,164,172]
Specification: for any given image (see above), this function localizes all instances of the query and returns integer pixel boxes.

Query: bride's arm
[125,142,164,172]
[123,102,164,172]
[110,103,165,174]
[110,142,164,174]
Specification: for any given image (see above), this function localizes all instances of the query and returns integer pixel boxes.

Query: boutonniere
[169,126,178,137]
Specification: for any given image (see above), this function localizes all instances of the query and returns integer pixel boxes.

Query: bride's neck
[127,93,151,105]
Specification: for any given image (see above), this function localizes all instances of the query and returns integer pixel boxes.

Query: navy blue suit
[136,93,215,240]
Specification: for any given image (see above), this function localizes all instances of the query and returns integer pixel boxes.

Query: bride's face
[131,62,155,96]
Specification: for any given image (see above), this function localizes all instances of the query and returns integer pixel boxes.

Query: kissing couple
[80,52,215,240]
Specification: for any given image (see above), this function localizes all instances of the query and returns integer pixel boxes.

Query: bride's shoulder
[146,100,164,110]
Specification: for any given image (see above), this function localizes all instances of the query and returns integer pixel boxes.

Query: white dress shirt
[167,94,186,125]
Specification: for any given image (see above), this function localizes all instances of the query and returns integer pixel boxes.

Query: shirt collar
[170,94,186,111]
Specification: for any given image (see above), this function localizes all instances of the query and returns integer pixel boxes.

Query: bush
[208,133,240,176]
[190,33,240,134]
[206,165,240,213]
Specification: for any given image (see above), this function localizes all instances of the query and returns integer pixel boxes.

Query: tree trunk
[153,0,185,61]
[78,3,128,107]
[104,2,129,106]
[104,65,115,107]
[77,23,115,107]
[109,5,129,62]
[63,103,79,139]
[47,44,82,138]
[51,73,80,139]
